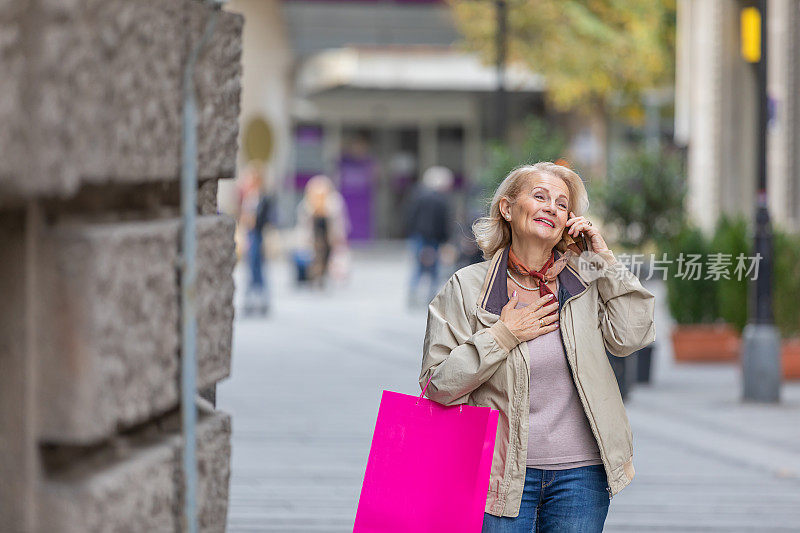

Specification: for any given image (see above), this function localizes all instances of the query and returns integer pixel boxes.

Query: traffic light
[741,7,761,63]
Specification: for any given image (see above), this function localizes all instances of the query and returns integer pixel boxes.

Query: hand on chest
[507,278,559,307]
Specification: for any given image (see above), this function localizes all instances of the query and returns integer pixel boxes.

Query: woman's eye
[535,195,544,200]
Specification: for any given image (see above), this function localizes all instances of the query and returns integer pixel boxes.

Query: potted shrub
[704,219,800,377]
[781,339,800,380]
[711,215,750,333]
[660,213,800,372]
[773,229,800,379]
[661,223,742,362]
[594,146,687,384]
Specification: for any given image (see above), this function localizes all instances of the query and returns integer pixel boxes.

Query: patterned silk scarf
[508,246,573,317]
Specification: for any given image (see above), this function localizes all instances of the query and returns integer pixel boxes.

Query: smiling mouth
[534,218,555,228]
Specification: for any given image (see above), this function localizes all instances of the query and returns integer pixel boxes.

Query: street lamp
[493,0,507,142]
[740,2,781,402]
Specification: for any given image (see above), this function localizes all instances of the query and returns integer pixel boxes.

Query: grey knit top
[515,287,603,470]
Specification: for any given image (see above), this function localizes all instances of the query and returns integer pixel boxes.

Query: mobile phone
[577,231,589,253]
[563,228,590,253]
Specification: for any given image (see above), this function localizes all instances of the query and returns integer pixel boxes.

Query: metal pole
[24,202,42,533]
[181,5,218,532]
[742,0,781,403]
[753,0,771,326]
[494,0,507,141]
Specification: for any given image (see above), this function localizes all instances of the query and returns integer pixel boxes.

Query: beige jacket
[418,245,656,518]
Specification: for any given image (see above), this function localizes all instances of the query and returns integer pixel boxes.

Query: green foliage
[449,0,676,113]
[592,146,686,249]
[660,223,719,325]
[660,216,800,336]
[773,229,800,338]
[710,215,750,333]
[479,116,568,194]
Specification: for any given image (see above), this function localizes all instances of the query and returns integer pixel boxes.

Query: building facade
[675,0,800,234]
[224,0,554,241]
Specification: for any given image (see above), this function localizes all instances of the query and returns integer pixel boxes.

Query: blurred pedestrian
[236,162,276,315]
[455,184,488,271]
[295,175,349,289]
[418,162,656,531]
[405,166,453,307]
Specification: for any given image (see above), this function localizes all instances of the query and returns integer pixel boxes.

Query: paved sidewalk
[218,243,800,532]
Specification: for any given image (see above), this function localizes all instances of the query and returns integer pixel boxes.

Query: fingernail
[547,294,554,299]
[512,290,517,298]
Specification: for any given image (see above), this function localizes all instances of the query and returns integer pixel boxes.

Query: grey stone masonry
[0,0,242,531]
[0,0,243,202]
[39,407,231,533]
[0,211,31,530]
[37,215,236,444]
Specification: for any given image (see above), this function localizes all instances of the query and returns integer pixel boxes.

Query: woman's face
[502,174,571,247]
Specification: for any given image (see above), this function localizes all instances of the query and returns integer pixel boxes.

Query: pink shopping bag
[353,377,499,533]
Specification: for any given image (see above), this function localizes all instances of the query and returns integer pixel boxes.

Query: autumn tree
[449,0,676,173]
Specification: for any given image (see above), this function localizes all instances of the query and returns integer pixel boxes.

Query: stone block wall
[0,0,242,201]
[0,1,242,531]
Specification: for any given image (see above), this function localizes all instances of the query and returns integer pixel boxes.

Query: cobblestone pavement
[218,242,800,532]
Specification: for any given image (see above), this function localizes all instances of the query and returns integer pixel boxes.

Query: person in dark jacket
[405,166,454,306]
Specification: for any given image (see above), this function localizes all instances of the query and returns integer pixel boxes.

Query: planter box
[672,324,740,362]
[782,338,800,380]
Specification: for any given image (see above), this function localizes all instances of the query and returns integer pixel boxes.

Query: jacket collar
[479,245,588,315]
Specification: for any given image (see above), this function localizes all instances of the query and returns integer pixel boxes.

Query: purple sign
[339,155,376,241]
[294,172,316,191]
[295,125,323,144]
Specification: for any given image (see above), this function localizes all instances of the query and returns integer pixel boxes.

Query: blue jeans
[247,229,264,291]
[408,235,440,302]
[482,465,610,533]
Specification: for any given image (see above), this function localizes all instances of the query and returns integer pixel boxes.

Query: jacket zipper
[557,290,616,500]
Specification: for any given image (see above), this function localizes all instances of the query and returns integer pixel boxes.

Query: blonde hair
[472,162,589,260]
[305,174,335,216]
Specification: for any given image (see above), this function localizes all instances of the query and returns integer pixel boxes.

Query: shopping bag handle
[418,374,434,403]
[417,373,462,413]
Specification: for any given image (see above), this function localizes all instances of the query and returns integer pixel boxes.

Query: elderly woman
[418,162,655,532]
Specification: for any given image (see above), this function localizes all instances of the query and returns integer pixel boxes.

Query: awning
[296,46,545,95]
